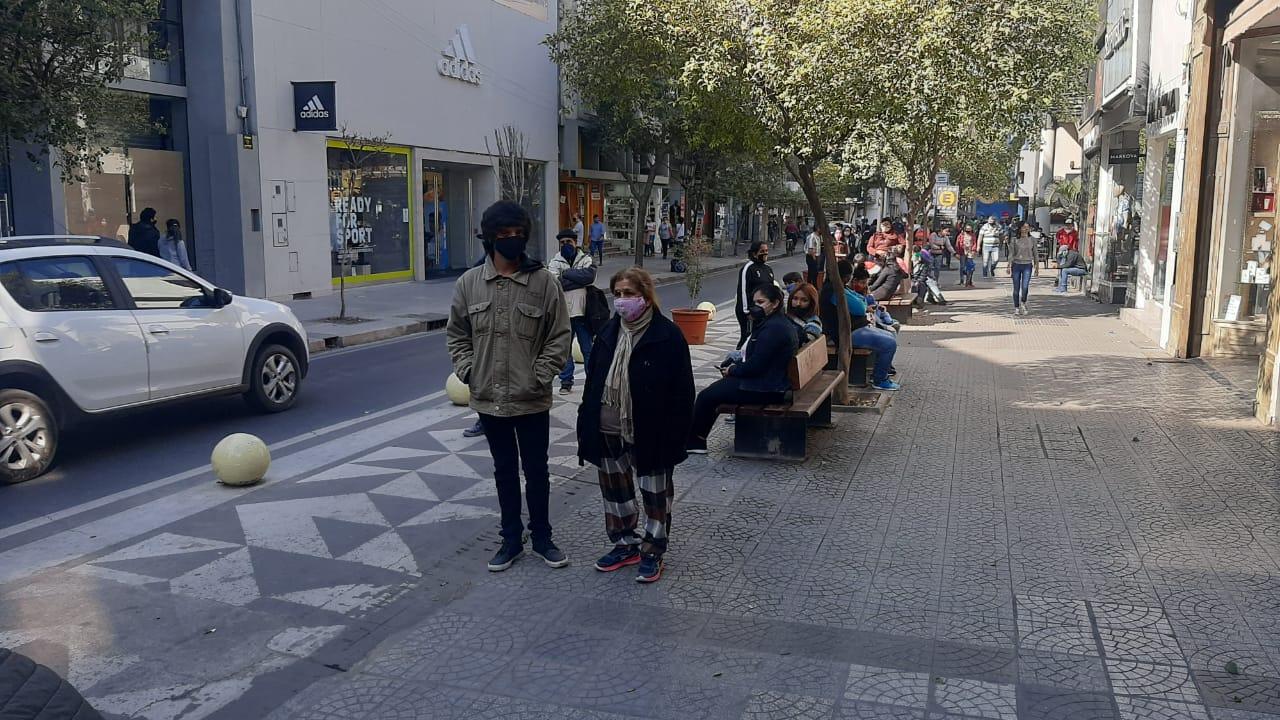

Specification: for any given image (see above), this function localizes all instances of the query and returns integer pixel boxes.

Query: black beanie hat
[480,200,531,241]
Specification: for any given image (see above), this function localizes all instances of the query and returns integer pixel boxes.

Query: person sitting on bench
[868,247,909,301]
[1053,249,1089,293]
[687,284,796,454]
[787,281,823,344]
[782,271,804,294]
[828,260,901,392]
[854,265,900,332]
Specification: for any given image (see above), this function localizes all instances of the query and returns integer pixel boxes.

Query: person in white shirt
[548,229,597,393]
[804,226,823,284]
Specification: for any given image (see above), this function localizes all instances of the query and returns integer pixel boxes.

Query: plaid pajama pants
[596,434,674,557]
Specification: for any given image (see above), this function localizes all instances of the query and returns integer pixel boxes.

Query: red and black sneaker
[594,545,641,572]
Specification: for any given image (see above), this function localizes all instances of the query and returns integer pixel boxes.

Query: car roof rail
[0,235,130,249]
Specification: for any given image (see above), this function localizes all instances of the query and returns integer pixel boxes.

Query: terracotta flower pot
[671,308,712,345]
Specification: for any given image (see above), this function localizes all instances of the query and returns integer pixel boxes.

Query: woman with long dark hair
[687,283,797,454]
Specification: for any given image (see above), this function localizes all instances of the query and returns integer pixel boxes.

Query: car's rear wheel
[244,343,301,413]
[0,390,58,484]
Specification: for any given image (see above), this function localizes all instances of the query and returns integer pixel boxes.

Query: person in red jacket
[1055,219,1079,265]
[867,218,902,259]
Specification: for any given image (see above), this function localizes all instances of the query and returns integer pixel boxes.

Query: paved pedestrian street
[2,276,1279,720]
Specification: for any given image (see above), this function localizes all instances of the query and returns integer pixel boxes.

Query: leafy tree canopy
[1,0,160,178]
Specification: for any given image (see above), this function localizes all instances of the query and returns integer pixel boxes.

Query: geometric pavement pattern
[270,280,1280,720]
[3,275,1279,719]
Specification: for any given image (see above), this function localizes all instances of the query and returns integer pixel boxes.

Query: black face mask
[748,306,767,323]
[754,253,768,264]
[494,236,527,261]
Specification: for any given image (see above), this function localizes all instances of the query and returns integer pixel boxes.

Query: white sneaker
[1022,301,1031,314]
[1016,305,1026,316]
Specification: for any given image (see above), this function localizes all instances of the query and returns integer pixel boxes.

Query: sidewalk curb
[303,254,772,355]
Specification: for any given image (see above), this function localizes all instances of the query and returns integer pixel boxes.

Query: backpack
[670,258,687,273]
[584,284,612,334]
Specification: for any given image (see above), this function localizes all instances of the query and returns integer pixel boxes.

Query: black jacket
[0,648,103,720]
[727,310,797,393]
[577,312,695,475]
[127,221,160,257]
[736,260,775,318]
[1062,250,1088,270]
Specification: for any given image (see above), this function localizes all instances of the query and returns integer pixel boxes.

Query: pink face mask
[614,296,648,322]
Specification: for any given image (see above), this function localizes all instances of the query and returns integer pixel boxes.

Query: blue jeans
[930,254,945,280]
[982,245,1000,276]
[1057,267,1086,291]
[1011,263,1033,307]
[559,316,594,386]
[852,326,898,384]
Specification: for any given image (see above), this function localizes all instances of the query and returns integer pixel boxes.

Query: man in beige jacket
[447,201,572,571]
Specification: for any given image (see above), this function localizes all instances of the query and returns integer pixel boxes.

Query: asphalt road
[0,253,804,530]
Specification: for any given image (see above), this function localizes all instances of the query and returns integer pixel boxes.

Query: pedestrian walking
[658,217,673,259]
[735,240,776,349]
[955,223,978,287]
[589,214,607,265]
[804,225,823,284]
[128,207,161,257]
[928,227,952,280]
[573,213,585,246]
[548,229,597,395]
[578,268,694,584]
[160,218,192,270]
[1053,248,1089,293]
[978,216,1002,277]
[1008,223,1037,315]
[446,201,573,572]
[784,216,800,255]
[687,284,796,454]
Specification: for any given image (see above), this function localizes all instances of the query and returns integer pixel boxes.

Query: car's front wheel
[244,344,302,413]
[0,389,58,484]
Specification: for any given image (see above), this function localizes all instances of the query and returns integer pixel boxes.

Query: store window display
[326,145,412,281]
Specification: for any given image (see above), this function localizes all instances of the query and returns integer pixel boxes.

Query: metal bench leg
[733,415,807,461]
[808,395,833,428]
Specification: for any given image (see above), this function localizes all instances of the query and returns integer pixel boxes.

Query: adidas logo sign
[438,25,483,85]
[300,95,330,119]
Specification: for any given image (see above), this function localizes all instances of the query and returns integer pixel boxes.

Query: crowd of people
[446,200,1092,585]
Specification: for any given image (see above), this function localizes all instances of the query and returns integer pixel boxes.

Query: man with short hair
[589,214,607,264]
[1053,248,1089,293]
[447,201,573,572]
[804,225,823,285]
[978,215,1003,277]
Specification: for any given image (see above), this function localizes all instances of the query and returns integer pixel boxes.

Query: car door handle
[147,325,170,335]
[32,332,58,343]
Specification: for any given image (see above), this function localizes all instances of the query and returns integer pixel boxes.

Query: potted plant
[671,236,713,344]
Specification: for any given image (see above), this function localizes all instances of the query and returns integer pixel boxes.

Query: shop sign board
[438,26,483,85]
[933,184,960,219]
[292,81,336,132]
[1108,147,1143,165]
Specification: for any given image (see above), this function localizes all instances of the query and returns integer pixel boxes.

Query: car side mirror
[212,288,233,307]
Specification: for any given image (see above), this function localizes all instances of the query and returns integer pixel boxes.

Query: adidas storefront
[243,0,558,298]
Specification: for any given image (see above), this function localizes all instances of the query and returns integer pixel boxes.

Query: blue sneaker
[874,380,901,391]
[594,545,641,572]
[463,420,485,438]
[532,540,569,568]
[636,554,663,583]
[487,542,523,572]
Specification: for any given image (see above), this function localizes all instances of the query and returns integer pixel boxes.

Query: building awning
[1224,0,1280,44]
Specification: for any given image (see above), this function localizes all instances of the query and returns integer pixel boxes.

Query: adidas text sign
[438,25,483,85]
[300,95,330,119]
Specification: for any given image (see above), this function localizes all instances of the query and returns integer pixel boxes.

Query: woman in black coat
[687,283,797,453]
[578,267,695,584]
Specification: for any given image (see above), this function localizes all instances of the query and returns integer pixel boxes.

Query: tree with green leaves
[1,0,159,179]
[838,0,1095,233]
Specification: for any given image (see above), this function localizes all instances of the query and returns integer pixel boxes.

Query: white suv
[0,236,310,483]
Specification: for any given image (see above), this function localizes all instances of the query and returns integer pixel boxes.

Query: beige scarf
[602,307,653,443]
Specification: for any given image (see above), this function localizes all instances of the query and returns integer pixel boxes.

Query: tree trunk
[794,160,850,405]
[629,164,660,267]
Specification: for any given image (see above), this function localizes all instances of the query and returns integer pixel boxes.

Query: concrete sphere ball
[445,372,470,406]
[572,338,584,363]
[212,433,270,486]
[697,301,717,321]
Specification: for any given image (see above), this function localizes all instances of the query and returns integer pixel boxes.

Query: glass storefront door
[327,143,413,282]
[422,163,478,273]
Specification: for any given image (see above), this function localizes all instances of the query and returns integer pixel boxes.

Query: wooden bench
[716,339,846,461]
[827,344,875,386]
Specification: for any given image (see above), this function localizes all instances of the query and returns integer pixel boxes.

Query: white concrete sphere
[445,372,470,406]
[697,301,717,321]
[212,433,270,486]
[572,338,584,363]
